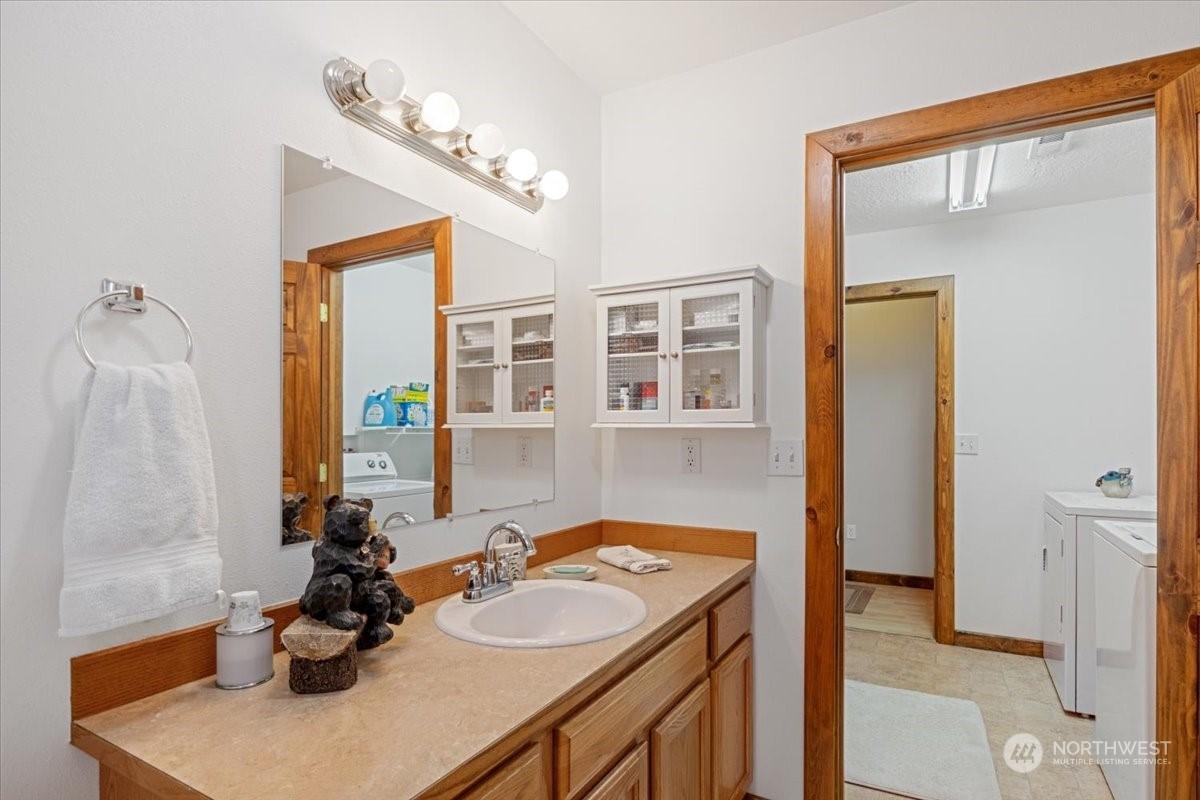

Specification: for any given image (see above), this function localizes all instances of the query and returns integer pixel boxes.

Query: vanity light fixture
[323,56,568,212]
[947,144,997,212]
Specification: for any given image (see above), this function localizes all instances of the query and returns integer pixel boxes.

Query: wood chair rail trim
[804,47,1200,800]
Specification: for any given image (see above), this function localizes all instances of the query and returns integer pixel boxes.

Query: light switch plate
[768,439,803,476]
[453,430,474,465]
[681,437,701,474]
[956,434,980,455]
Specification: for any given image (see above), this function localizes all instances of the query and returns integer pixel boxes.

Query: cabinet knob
[670,351,680,359]
[658,352,667,359]
[501,363,509,369]
[492,363,501,370]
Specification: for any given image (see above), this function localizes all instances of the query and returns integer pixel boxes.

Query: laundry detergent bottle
[362,390,398,427]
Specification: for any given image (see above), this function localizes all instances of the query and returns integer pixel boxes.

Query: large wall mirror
[280,146,555,545]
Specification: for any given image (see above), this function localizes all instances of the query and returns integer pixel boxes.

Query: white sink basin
[435,580,647,648]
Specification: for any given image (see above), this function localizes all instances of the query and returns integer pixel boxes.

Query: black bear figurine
[281,492,312,545]
[298,495,416,650]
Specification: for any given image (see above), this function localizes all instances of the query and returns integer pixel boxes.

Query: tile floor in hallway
[843,627,1113,799]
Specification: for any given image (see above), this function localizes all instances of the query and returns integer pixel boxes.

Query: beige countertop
[77,547,753,800]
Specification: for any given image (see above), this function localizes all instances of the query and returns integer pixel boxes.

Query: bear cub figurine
[280,492,312,545]
[299,494,416,650]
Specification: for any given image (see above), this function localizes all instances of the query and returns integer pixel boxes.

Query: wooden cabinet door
[460,742,549,800]
[710,637,752,800]
[281,260,323,536]
[583,743,649,800]
[651,679,710,800]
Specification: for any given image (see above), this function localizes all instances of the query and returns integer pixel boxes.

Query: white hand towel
[59,362,221,636]
[597,545,672,574]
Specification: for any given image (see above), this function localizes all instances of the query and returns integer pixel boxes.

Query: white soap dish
[543,564,598,581]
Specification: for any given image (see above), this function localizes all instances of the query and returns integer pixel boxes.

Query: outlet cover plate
[681,437,701,474]
[453,431,474,465]
[956,434,980,455]
[768,439,803,476]
[846,524,857,540]
[517,436,532,468]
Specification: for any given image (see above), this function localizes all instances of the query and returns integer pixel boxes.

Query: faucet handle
[451,561,479,578]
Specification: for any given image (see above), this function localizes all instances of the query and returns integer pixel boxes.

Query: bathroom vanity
[71,540,754,800]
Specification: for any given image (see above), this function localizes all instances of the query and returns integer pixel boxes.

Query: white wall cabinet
[443,296,554,427]
[590,267,771,427]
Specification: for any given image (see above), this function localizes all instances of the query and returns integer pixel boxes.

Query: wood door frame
[307,216,453,518]
[844,275,954,644]
[803,49,1200,799]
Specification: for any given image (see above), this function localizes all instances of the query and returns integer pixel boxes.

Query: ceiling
[844,114,1155,236]
[502,0,910,94]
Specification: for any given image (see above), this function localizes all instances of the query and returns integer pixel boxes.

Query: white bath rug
[845,679,1002,800]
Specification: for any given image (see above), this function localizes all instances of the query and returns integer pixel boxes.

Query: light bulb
[538,169,569,200]
[363,59,406,104]
[505,148,538,182]
[467,123,505,159]
[419,91,461,133]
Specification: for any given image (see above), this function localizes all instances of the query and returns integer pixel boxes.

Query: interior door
[282,260,323,536]
[1155,62,1200,800]
[596,290,670,423]
[669,279,754,423]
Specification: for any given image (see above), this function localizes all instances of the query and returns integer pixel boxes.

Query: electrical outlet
[768,439,803,476]
[846,524,857,540]
[956,434,980,455]
[681,437,701,474]
[453,431,474,465]
[517,436,532,468]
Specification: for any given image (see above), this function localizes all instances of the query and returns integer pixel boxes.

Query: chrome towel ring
[75,279,194,369]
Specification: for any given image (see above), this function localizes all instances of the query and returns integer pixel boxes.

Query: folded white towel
[59,362,221,637]
[597,545,672,574]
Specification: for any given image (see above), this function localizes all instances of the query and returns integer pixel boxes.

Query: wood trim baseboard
[71,519,755,721]
[953,630,1043,658]
[844,570,933,591]
[601,519,756,560]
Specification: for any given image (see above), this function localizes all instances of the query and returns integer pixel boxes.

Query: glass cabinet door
[596,291,670,423]
[504,303,554,423]
[669,280,754,423]
[449,312,501,424]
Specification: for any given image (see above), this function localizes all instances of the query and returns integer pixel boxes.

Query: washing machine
[1093,520,1157,800]
[343,452,434,524]
[1042,491,1156,715]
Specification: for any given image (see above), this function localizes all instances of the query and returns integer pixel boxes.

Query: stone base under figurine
[281,615,361,694]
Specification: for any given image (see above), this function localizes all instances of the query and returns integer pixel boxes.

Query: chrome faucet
[450,520,537,603]
[382,511,416,530]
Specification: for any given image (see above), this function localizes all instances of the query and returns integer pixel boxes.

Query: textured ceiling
[502,0,910,93]
[844,114,1155,236]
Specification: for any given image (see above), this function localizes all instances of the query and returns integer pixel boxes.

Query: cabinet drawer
[708,583,751,661]
[555,620,708,800]
[581,743,649,800]
[460,742,549,800]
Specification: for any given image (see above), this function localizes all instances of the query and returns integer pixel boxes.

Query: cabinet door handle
[670,351,679,359]
[1042,546,1047,571]
[658,352,667,359]
[492,363,501,370]
[501,362,509,369]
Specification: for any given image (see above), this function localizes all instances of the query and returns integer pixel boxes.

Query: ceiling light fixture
[323,56,567,212]
[947,144,997,213]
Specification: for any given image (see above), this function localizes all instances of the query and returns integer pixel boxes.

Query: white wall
[845,192,1157,639]
[599,3,1194,796]
[845,297,936,578]
[0,3,600,798]
[343,255,434,437]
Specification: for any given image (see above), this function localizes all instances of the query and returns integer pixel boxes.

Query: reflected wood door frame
[803,48,1200,799]
[307,217,453,519]
[845,275,954,645]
